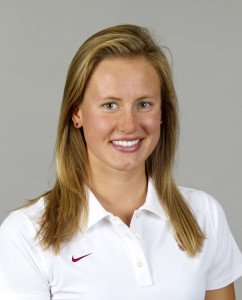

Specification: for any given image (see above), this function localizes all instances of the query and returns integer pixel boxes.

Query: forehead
[84,57,161,99]
[91,56,158,77]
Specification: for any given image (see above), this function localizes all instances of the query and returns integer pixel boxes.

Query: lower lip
[110,139,143,153]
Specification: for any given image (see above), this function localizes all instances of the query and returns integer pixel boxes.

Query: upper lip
[110,137,143,142]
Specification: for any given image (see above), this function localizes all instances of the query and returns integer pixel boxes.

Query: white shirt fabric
[0,179,242,300]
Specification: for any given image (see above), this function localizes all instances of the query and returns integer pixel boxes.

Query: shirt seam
[202,191,218,249]
[206,263,242,290]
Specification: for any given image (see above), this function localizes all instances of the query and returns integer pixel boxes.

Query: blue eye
[138,102,151,109]
[104,103,117,109]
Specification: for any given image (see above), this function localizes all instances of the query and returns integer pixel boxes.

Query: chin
[110,161,144,172]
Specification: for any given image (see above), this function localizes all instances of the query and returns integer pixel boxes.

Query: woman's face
[73,57,161,174]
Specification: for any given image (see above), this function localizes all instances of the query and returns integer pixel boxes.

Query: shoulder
[178,187,242,289]
[178,186,226,233]
[0,197,46,240]
[178,186,221,211]
[0,198,50,295]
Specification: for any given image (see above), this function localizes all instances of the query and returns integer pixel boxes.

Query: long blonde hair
[28,24,205,256]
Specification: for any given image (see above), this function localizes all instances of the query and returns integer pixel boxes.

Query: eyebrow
[102,95,158,101]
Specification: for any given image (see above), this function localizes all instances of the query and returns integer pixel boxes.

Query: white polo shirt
[0,179,242,300]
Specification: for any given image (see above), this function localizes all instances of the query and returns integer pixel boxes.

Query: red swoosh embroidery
[72,253,92,262]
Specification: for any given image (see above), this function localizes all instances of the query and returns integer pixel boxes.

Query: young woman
[0,24,241,300]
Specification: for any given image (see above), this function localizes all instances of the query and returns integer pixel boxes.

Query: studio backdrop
[0,0,241,294]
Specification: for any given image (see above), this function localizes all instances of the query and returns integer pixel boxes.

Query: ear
[72,105,83,128]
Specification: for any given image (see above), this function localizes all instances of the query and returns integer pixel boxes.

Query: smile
[111,139,140,147]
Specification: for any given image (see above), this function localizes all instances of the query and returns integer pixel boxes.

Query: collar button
[135,211,142,219]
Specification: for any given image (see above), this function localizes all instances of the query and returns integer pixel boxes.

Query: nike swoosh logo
[72,253,92,262]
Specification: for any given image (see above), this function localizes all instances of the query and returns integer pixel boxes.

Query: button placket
[109,211,153,287]
[130,210,145,251]
[124,231,152,286]
[128,210,152,287]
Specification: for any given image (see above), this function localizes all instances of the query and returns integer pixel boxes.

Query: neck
[89,166,148,226]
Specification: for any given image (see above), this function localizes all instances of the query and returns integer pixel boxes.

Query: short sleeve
[0,210,50,299]
[205,193,242,290]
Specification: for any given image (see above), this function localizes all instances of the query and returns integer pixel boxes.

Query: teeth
[112,139,140,147]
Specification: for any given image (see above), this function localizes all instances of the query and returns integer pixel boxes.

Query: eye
[103,102,118,109]
[137,102,151,109]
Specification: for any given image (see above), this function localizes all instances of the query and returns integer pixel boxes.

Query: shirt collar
[87,190,112,229]
[139,178,168,220]
[87,177,168,229]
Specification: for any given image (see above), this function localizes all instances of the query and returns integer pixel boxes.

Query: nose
[118,109,137,134]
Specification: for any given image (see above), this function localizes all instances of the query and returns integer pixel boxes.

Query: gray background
[1,0,241,294]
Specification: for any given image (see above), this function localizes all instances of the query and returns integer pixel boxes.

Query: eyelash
[103,103,117,109]
[103,102,152,110]
[137,102,151,109]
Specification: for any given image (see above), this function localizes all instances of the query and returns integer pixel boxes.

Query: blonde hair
[28,24,205,256]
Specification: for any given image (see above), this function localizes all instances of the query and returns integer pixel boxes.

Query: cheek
[82,112,115,142]
[141,112,161,134]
